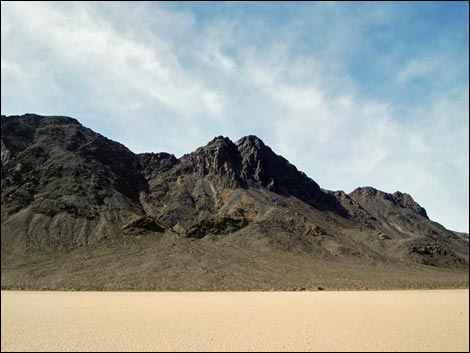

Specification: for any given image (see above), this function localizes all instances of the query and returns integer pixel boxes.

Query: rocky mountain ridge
[1,114,468,290]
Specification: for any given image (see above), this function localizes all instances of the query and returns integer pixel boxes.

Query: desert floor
[1,290,469,352]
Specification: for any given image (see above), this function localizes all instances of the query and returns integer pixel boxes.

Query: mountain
[1,114,468,290]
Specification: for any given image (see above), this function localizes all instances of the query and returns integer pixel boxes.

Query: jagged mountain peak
[350,186,428,219]
[1,113,81,127]
[392,191,428,218]
[236,135,266,148]
[350,186,382,197]
[186,135,239,157]
[206,135,234,146]
[178,135,242,188]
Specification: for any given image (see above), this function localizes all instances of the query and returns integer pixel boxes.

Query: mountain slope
[1,114,156,254]
[1,114,468,290]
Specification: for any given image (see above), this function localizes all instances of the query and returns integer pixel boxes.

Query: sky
[1,1,469,232]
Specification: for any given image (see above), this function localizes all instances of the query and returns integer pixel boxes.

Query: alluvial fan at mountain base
[1,114,468,290]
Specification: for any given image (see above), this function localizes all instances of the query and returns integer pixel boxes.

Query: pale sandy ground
[1,290,468,352]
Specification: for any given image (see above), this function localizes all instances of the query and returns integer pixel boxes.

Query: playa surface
[1,290,469,352]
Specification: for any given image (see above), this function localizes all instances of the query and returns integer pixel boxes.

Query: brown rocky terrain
[1,114,468,290]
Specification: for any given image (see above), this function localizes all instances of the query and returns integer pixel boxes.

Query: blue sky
[1,1,469,231]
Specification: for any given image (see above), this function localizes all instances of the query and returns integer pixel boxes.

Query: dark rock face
[236,136,347,215]
[185,216,249,239]
[1,114,146,252]
[392,191,428,218]
[139,153,178,179]
[179,136,244,188]
[409,242,467,268]
[121,215,165,234]
[350,187,428,219]
[1,114,468,274]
